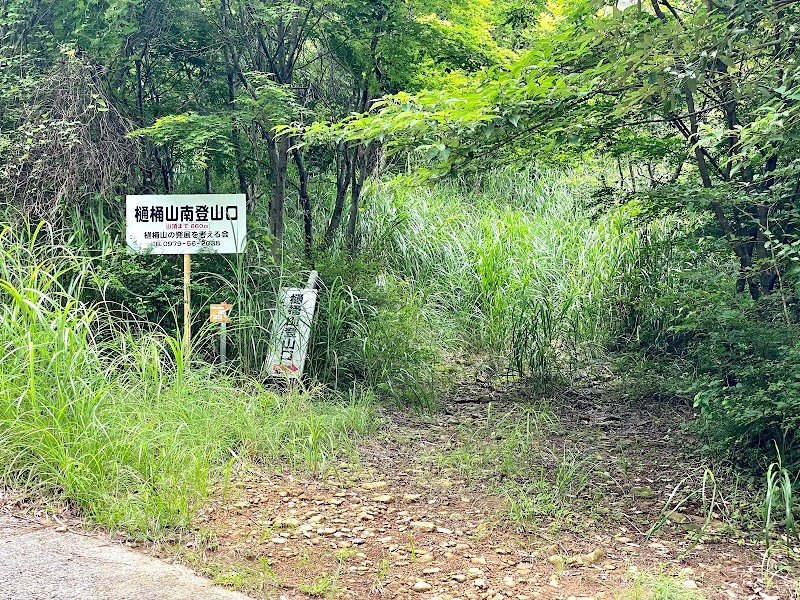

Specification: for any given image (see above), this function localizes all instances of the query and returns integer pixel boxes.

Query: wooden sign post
[184,253,191,351]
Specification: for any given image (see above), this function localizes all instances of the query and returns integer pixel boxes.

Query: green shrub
[87,247,182,325]
[688,303,800,468]
[308,256,438,410]
[614,210,800,469]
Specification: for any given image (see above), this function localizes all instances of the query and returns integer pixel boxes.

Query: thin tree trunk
[292,145,313,262]
[684,88,760,298]
[346,146,367,253]
[628,161,637,193]
[267,133,289,257]
[222,42,249,207]
[669,159,684,183]
[344,77,374,253]
[755,202,771,294]
[617,157,626,190]
[135,52,145,123]
[323,142,353,249]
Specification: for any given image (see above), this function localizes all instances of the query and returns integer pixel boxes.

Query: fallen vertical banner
[267,271,319,379]
[125,194,246,352]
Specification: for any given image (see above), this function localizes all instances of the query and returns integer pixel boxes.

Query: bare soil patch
[148,378,799,600]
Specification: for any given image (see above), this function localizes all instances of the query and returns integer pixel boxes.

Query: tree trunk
[344,75,375,253]
[292,145,313,262]
[222,42,249,208]
[346,146,368,253]
[682,87,764,299]
[323,142,353,249]
[267,132,289,257]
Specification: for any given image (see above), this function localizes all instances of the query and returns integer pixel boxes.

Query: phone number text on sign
[126,194,246,255]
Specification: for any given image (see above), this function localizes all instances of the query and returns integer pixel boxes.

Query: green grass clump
[428,401,593,523]
[0,224,374,537]
[763,446,798,554]
[620,570,706,600]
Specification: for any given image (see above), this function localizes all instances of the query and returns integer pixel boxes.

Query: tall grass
[305,258,438,409]
[350,168,651,385]
[44,168,655,402]
[194,236,283,374]
[763,446,798,555]
[0,223,375,537]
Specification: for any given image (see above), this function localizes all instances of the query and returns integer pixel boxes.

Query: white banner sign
[267,287,318,378]
[126,194,246,254]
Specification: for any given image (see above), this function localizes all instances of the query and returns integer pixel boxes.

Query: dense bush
[307,255,438,409]
[685,297,800,468]
[617,216,800,469]
[87,248,183,325]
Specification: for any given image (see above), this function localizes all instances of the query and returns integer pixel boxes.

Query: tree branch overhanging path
[314,0,799,300]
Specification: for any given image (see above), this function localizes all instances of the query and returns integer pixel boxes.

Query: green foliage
[3,0,800,492]
[688,308,800,467]
[615,206,800,469]
[763,446,798,554]
[0,223,375,537]
[318,0,800,319]
[308,256,438,410]
[87,247,182,325]
[351,168,647,386]
[129,114,238,170]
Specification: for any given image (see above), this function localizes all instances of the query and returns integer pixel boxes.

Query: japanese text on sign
[126,194,246,255]
[267,288,317,378]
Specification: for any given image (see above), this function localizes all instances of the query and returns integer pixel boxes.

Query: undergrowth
[0,224,374,537]
[346,168,651,389]
[620,569,707,600]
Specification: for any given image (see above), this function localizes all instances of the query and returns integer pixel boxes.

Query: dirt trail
[150,380,796,600]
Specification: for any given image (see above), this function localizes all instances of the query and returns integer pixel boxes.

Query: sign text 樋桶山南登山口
[126,194,246,255]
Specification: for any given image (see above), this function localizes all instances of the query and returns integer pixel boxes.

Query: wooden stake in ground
[184,253,191,353]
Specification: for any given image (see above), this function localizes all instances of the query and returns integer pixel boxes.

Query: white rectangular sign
[267,287,318,378]
[126,194,246,254]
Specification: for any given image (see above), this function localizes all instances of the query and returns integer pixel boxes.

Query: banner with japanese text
[267,287,318,378]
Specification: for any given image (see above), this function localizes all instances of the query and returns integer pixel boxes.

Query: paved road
[0,513,251,600]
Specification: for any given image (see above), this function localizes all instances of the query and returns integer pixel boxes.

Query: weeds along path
[149,377,795,600]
